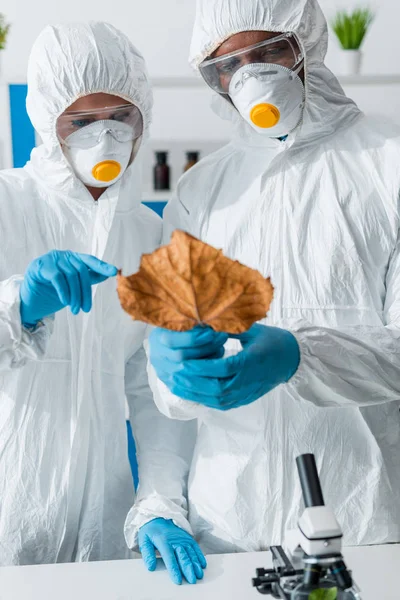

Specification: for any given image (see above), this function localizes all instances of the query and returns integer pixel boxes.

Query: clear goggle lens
[199,33,303,94]
[57,104,143,148]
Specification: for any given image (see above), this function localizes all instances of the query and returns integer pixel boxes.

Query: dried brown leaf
[117,230,274,334]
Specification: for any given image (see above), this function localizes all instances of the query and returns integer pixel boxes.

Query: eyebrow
[212,32,283,58]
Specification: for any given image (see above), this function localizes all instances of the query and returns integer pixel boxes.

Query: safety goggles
[199,33,304,94]
[57,104,143,147]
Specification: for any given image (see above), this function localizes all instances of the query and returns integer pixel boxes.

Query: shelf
[339,75,400,85]
[142,190,174,203]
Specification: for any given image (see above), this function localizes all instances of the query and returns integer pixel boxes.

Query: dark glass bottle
[153,151,170,191]
[184,151,200,173]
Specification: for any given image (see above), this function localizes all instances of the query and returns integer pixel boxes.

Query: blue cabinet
[143,201,167,217]
[127,421,139,490]
[9,84,36,168]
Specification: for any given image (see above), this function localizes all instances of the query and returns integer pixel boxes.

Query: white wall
[2,0,398,81]
[1,0,400,177]
[0,0,232,170]
[1,0,196,81]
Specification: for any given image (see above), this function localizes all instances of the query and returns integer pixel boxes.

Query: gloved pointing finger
[76,253,118,280]
[20,250,117,327]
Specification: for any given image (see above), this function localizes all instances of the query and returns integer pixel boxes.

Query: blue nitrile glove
[138,518,207,585]
[150,324,300,411]
[20,250,117,328]
[149,326,229,390]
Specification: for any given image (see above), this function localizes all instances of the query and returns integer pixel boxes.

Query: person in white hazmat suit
[148,0,400,554]
[0,22,206,583]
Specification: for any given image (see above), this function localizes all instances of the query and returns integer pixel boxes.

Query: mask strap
[291,59,305,79]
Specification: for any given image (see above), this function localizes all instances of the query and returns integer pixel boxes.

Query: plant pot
[338,49,362,76]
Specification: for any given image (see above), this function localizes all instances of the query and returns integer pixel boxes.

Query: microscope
[252,454,362,600]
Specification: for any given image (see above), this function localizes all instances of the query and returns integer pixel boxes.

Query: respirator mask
[58,104,143,187]
[200,33,305,138]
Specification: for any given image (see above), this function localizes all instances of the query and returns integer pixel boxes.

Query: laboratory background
[0,0,399,205]
[2,1,400,598]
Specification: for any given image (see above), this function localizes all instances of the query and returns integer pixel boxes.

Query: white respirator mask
[229,63,305,138]
[62,120,139,188]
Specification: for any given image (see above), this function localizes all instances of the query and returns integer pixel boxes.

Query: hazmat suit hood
[25,21,153,199]
[189,0,361,147]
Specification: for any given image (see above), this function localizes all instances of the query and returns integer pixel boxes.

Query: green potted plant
[331,8,374,76]
[0,13,10,77]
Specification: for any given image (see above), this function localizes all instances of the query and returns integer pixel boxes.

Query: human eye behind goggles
[200,33,303,94]
[70,118,95,129]
[57,103,143,145]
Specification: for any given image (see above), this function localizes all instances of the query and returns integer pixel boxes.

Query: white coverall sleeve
[148,363,209,420]
[0,275,54,370]
[124,342,197,550]
[286,236,400,408]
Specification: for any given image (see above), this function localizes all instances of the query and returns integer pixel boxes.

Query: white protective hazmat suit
[0,22,195,565]
[149,0,400,553]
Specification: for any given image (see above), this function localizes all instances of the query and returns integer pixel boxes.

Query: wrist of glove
[20,250,117,327]
[138,518,207,585]
[150,324,300,411]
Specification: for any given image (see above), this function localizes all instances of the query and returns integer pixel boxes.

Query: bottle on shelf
[153,151,170,191]
[184,151,200,173]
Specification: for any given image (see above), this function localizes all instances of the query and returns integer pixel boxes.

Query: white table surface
[0,544,398,600]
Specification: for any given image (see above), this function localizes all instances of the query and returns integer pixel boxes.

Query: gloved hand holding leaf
[117,230,273,334]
